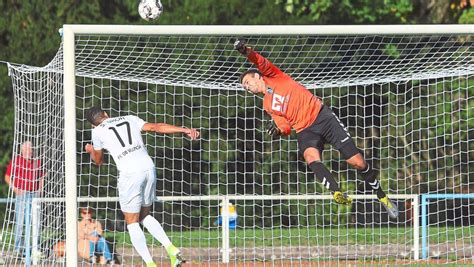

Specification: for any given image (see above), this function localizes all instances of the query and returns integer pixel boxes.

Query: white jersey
[91,115,154,172]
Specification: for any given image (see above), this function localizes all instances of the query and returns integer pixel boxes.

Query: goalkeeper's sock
[142,215,172,247]
[308,161,341,192]
[359,164,386,199]
[127,223,154,264]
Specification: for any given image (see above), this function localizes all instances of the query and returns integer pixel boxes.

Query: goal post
[2,24,473,266]
[63,26,78,267]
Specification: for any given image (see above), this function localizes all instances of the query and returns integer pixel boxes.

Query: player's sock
[359,164,386,199]
[127,223,154,264]
[142,215,172,247]
[308,161,341,192]
[165,244,182,267]
[165,244,180,257]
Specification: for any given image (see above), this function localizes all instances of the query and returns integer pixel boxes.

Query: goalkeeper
[84,106,199,267]
[234,40,398,218]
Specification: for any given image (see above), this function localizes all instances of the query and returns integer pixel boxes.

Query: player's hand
[84,143,94,153]
[84,143,98,162]
[234,39,249,55]
[185,128,200,140]
[265,121,281,137]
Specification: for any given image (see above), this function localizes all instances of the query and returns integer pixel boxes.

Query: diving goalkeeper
[234,39,398,219]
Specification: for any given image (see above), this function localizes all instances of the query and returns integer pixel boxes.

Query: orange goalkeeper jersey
[247,50,322,135]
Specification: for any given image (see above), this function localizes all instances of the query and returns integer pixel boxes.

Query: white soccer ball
[138,0,163,21]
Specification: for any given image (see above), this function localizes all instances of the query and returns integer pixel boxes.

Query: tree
[274,0,414,23]
[274,0,473,24]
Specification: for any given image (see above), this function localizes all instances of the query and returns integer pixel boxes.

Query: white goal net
[1,25,473,266]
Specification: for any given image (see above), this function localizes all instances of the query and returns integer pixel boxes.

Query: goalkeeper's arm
[266,115,291,137]
[234,39,283,78]
[233,39,251,56]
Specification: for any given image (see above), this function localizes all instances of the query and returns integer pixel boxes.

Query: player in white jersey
[84,106,199,267]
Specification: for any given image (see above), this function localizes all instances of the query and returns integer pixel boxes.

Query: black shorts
[297,105,359,160]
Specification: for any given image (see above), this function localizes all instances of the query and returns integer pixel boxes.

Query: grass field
[3,225,472,248]
[2,226,473,265]
[106,226,474,247]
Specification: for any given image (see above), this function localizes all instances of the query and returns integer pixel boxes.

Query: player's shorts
[117,167,156,213]
[297,105,359,160]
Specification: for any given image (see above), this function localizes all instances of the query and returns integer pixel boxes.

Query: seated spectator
[77,207,114,264]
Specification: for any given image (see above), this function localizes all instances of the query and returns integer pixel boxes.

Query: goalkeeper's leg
[347,153,399,219]
[304,148,352,205]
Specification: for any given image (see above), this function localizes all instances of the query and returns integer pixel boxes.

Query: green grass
[2,226,473,264]
[2,226,472,248]
[104,226,474,248]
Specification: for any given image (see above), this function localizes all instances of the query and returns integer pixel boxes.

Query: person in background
[77,207,114,264]
[4,141,45,258]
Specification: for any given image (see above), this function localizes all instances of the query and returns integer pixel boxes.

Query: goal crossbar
[63,24,474,35]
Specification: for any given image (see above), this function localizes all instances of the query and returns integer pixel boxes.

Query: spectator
[4,141,44,258]
[77,207,114,264]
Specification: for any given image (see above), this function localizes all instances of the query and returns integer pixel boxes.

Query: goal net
[1,25,473,266]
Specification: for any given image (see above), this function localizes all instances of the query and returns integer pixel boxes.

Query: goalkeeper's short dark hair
[239,69,262,84]
[86,106,106,126]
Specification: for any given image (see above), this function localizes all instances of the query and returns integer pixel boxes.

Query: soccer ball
[138,0,163,21]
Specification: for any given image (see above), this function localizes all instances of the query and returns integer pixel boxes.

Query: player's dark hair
[86,106,106,126]
[239,69,262,84]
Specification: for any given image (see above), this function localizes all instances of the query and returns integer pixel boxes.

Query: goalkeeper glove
[265,121,281,137]
[233,39,248,55]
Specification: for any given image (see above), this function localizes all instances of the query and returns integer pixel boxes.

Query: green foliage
[157,0,305,25]
[275,0,413,23]
[459,8,474,24]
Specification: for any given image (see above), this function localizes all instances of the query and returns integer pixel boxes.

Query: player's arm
[266,114,291,137]
[234,39,283,78]
[142,123,200,140]
[84,144,104,166]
